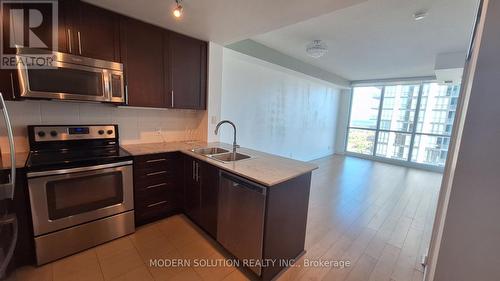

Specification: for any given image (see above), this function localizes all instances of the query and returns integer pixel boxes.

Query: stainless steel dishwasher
[217,171,267,276]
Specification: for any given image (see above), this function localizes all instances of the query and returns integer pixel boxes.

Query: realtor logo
[1,0,58,69]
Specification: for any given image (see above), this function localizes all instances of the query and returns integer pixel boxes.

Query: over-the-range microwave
[16,48,125,104]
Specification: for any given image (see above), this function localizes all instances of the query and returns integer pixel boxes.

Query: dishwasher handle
[220,172,266,196]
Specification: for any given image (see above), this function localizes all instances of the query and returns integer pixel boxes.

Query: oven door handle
[27,160,133,178]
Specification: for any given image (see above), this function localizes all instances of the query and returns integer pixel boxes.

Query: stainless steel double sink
[191,147,251,162]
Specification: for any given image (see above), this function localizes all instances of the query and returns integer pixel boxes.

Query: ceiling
[83,0,365,44]
[252,0,479,81]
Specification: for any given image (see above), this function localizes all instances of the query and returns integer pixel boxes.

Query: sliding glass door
[346,82,460,168]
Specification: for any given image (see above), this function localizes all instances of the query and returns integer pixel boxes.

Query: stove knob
[98,130,105,135]
[50,131,58,137]
[107,130,113,135]
[37,131,46,137]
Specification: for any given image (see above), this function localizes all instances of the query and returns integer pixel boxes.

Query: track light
[173,0,183,18]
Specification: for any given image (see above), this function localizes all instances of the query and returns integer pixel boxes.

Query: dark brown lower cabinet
[133,152,312,281]
[183,155,219,238]
[133,153,182,226]
[260,173,311,281]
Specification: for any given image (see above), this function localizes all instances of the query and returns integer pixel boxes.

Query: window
[346,87,382,155]
[346,82,460,167]
[349,87,382,129]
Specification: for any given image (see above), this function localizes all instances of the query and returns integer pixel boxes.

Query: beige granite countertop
[0,152,29,170]
[121,141,318,186]
[121,141,207,155]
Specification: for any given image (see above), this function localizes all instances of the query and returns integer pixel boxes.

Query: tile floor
[8,215,246,281]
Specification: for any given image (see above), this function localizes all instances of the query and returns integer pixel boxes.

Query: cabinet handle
[125,84,129,104]
[77,31,82,54]
[145,182,167,189]
[146,171,167,176]
[10,73,15,99]
[146,158,166,163]
[67,29,72,53]
[192,161,195,180]
[196,162,199,182]
[147,200,167,208]
[171,90,174,108]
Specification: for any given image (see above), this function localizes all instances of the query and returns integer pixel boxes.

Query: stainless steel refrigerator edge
[0,93,17,279]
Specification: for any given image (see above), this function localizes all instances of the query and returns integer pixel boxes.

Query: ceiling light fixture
[306,40,328,59]
[173,0,183,18]
[413,10,428,21]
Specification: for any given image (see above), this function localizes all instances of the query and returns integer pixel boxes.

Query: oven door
[17,60,110,102]
[27,161,133,236]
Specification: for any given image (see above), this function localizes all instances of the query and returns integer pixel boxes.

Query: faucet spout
[214,120,239,159]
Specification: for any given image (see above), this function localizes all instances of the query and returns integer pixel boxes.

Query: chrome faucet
[214,120,239,159]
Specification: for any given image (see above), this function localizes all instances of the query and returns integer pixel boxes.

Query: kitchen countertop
[121,141,318,186]
[121,141,206,155]
[0,152,29,170]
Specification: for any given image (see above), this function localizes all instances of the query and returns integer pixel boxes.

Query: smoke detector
[413,10,428,21]
[306,40,328,59]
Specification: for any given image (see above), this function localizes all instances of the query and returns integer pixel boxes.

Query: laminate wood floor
[279,155,442,281]
[10,155,442,281]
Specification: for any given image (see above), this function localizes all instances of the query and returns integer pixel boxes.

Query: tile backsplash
[0,100,208,153]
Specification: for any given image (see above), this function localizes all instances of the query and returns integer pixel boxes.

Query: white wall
[0,100,207,153]
[220,48,342,161]
[206,42,224,142]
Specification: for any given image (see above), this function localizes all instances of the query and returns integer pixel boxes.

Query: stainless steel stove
[26,125,135,264]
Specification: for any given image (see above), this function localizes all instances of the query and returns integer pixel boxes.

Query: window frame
[345,80,460,171]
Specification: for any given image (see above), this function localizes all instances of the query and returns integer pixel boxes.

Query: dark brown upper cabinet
[120,18,166,108]
[169,32,207,110]
[58,0,121,61]
[0,70,17,101]
[120,21,207,109]
[0,0,208,108]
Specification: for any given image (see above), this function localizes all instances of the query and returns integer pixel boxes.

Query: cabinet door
[57,0,74,54]
[121,18,166,108]
[199,161,219,237]
[184,156,201,224]
[73,1,120,61]
[170,32,207,109]
[0,70,18,100]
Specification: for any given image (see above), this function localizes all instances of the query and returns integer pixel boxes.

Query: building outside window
[346,82,460,167]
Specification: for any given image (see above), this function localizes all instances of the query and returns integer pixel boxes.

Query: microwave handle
[104,72,111,100]
[0,93,16,200]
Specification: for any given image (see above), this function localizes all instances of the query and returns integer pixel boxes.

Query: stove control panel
[31,125,117,142]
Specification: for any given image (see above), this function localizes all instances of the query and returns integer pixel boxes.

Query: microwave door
[18,61,109,102]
